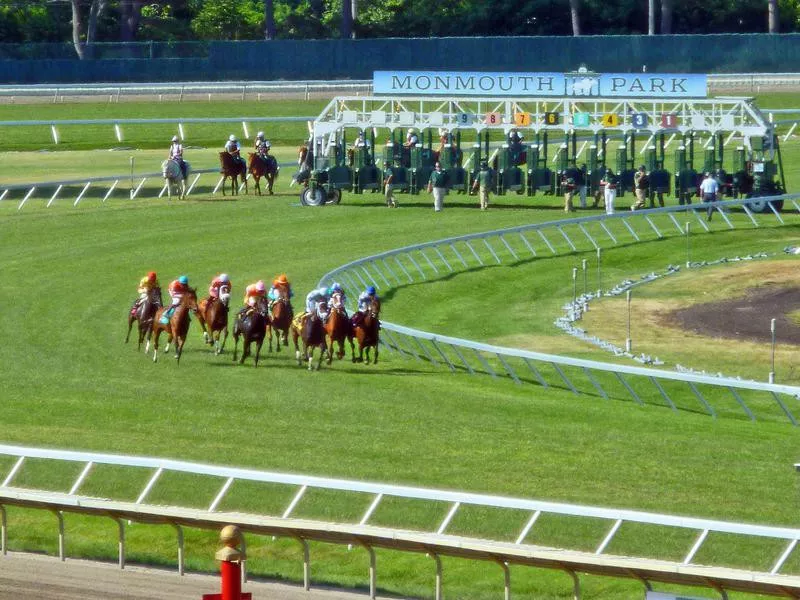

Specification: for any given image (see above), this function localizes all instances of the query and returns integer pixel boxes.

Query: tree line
[0,0,796,56]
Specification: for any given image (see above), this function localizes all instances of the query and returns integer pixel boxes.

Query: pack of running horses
[125,282,381,371]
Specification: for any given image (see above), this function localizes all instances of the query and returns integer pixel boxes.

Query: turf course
[0,95,799,600]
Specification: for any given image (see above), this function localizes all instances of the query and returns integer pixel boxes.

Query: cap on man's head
[639,165,646,170]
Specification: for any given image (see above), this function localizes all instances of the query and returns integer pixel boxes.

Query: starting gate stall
[350,129,381,194]
[495,141,525,195]
[644,135,671,203]
[303,69,786,211]
[438,130,467,192]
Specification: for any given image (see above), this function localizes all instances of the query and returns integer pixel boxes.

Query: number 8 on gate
[484,112,502,125]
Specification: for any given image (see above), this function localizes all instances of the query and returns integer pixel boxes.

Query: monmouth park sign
[373,71,707,98]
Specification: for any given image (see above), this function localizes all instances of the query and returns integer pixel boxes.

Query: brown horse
[292,302,329,371]
[148,287,198,364]
[196,284,230,355]
[351,298,381,364]
[218,152,248,196]
[248,152,279,195]
[293,144,312,187]
[324,291,353,363]
[126,286,163,351]
[232,296,268,366]
[266,293,292,353]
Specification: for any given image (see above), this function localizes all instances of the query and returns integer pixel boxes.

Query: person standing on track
[699,172,719,221]
[600,168,618,215]
[428,162,446,212]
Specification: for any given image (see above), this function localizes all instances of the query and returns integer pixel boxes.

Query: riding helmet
[276,274,288,285]
[219,273,230,283]
[178,275,189,285]
[257,131,264,138]
[229,134,236,142]
[172,135,179,142]
[256,280,266,292]
[331,282,342,292]
[147,271,157,282]
[367,286,376,296]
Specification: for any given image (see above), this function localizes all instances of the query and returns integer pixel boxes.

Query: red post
[203,525,251,600]
[220,559,241,600]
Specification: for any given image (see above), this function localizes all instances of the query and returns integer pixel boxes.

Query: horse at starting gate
[196,285,231,355]
[126,286,163,351]
[293,143,313,186]
[292,303,329,371]
[351,298,381,364]
[218,152,248,196]
[148,287,198,364]
[161,159,189,200]
[248,152,279,195]
[232,296,268,366]
[324,291,353,363]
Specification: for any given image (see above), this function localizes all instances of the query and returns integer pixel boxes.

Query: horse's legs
[151,329,161,362]
[374,344,379,364]
[254,338,263,367]
[125,313,135,343]
[232,333,239,362]
[317,341,327,370]
[267,173,274,195]
[197,314,210,344]
[348,335,356,362]
[175,336,183,362]
[293,330,302,365]
[254,175,261,196]
[240,339,249,365]
[266,325,273,353]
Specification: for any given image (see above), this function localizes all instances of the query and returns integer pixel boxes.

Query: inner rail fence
[0,74,798,101]
[318,195,800,426]
[3,444,800,599]
[0,161,298,209]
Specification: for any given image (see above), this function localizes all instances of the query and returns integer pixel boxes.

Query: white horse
[161,159,190,200]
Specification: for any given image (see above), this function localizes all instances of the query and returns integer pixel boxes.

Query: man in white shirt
[699,172,719,221]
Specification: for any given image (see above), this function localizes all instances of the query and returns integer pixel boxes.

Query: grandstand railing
[319,195,800,425]
[2,444,800,598]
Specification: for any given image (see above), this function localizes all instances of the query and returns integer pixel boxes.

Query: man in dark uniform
[471,160,494,210]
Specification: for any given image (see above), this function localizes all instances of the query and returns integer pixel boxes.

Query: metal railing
[3,444,800,598]
[319,195,800,425]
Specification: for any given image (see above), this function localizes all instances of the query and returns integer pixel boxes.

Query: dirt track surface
[0,552,391,600]
[668,286,800,345]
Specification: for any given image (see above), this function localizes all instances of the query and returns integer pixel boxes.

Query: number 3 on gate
[484,112,502,125]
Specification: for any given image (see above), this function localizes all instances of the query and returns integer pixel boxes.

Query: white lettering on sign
[374,72,707,98]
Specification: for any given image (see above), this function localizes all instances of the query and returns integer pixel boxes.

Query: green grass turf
[0,94,799,599]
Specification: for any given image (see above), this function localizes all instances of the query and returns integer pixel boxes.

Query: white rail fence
[0,160,298,209]
[0,115,314,145]
[3,444,800,599]
[319,195,800,425]
[0,74,797,102]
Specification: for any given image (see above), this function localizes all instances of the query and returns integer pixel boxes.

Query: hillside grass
[0,93,799,600]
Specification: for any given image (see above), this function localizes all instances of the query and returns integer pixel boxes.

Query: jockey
[161,275,188,323]
[225,134,247,173]
[404,128,419,148]
[255,132,271,160]
[353,130,371,149]
[132,271,159,315]
[209,273,232,303]
[351,285,378,328]
[239,280,266,317]
[268,273,293,304]
[304,285,330,316]
[168,135,188,179]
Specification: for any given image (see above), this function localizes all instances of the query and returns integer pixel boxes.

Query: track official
[428,162,446,212]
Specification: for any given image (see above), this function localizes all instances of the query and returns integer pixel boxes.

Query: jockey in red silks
[209,273,232,305]
[225,134,247,173]
[168,136,188,179]
[161,275,189,323]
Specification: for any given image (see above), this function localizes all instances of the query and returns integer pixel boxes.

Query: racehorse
[292,302,329,371]
[196,284,231,355]
[266,292,292,353]
[324,291,353,363]
[148,287,198,364]
[161,159,189,200]
[126,286,163,351]
[218,152,248,196]
[351,298,381,364]
[232,296,268,366]
[248,152,279,195]
[293,143,313,187]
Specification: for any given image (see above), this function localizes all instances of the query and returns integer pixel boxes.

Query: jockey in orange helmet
[131,271,160,315]
[209,273,232,305]
[268,274,294,318]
